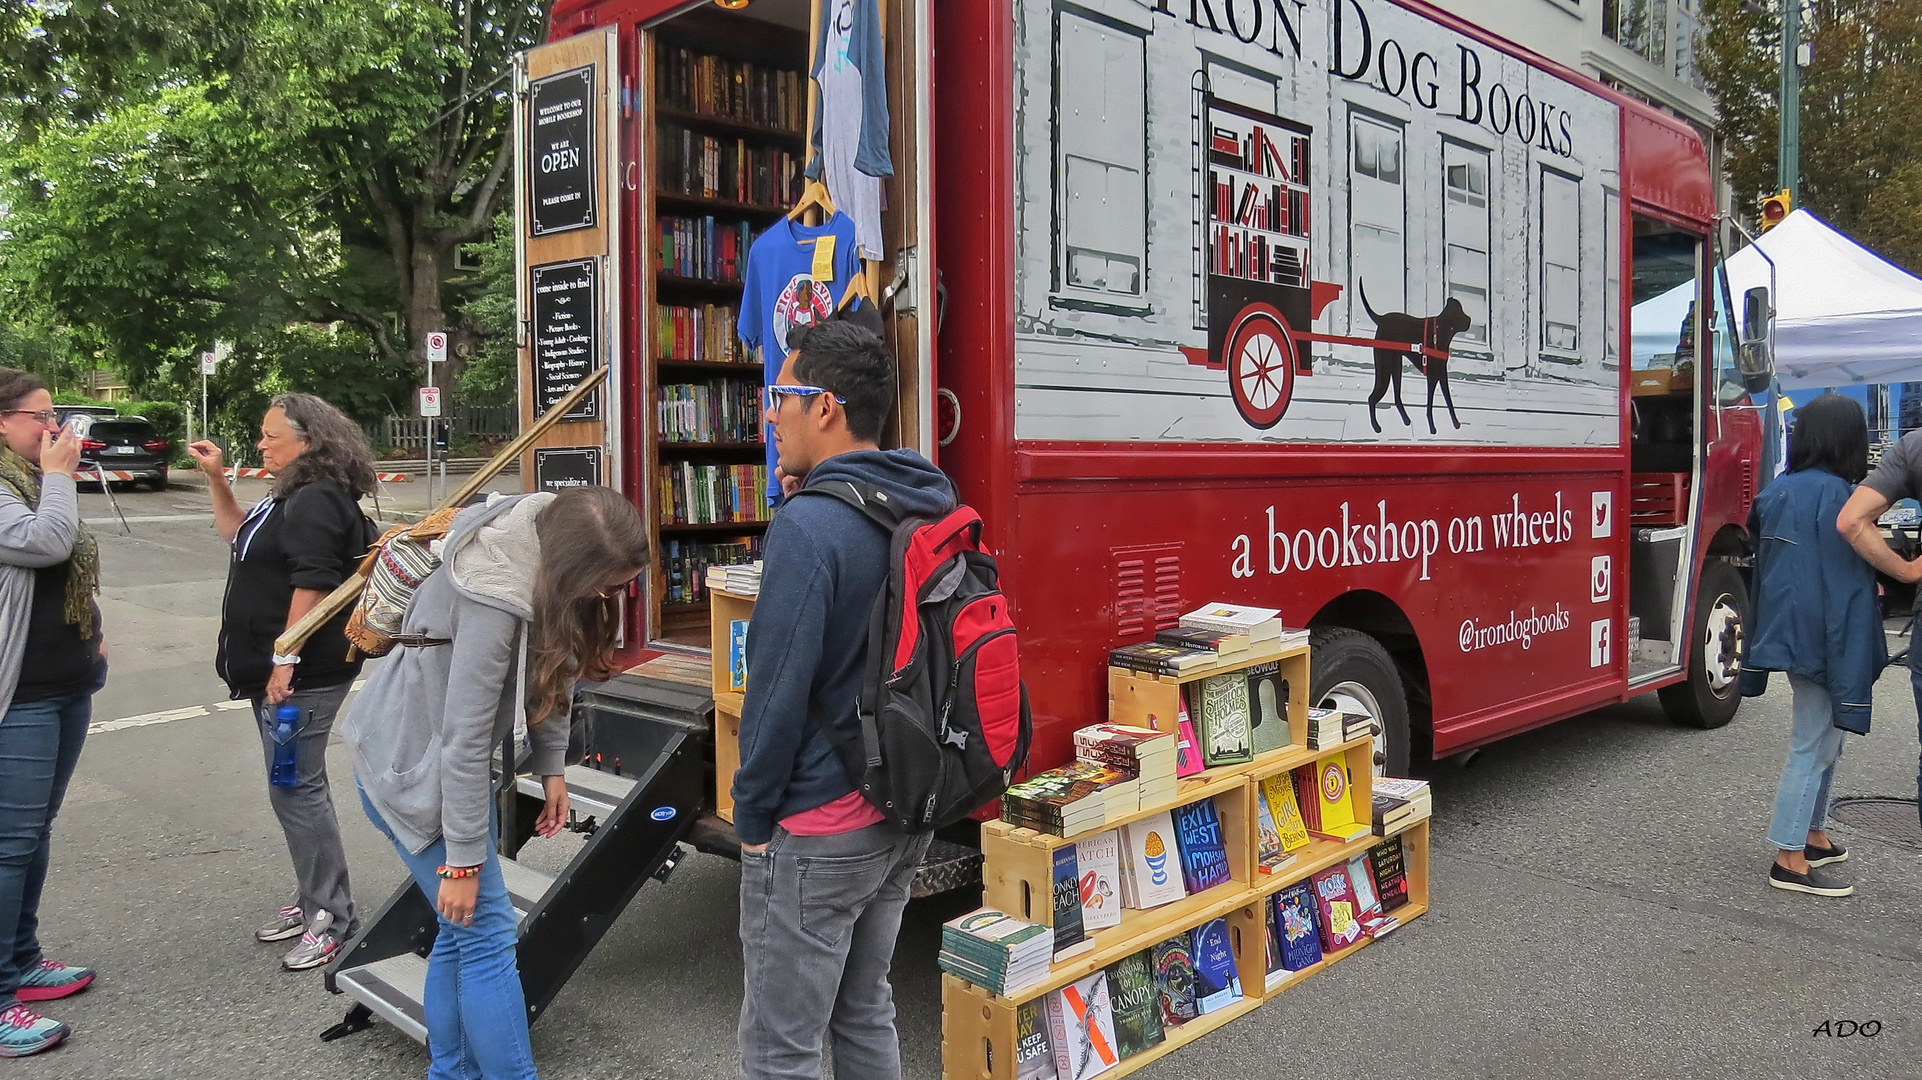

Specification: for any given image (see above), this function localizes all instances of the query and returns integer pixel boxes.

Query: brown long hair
[269,393,379,499]
[526,486,651,723]
[0,368,48,412]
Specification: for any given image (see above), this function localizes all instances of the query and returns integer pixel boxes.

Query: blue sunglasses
[764,384,847,411]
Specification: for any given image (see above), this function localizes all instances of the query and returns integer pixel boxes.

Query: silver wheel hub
[1703,592,1743,695]
[1320,681,1387,775]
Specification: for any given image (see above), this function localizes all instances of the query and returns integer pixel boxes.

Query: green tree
[1701,0,1922,269]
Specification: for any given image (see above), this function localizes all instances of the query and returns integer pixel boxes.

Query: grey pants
[738,822,931,1080]
[253,682,355,931]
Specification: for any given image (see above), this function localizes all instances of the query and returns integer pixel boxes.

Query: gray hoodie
[343,492,568,866]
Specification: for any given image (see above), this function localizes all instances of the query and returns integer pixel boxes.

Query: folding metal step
[324,697,706,1042]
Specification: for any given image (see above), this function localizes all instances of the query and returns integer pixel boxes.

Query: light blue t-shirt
[739,212,863,504]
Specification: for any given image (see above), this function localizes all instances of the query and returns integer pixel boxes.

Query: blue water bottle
[268,704,301,787]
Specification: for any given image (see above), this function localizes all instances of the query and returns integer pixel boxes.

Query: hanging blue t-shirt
[739,211,863,504]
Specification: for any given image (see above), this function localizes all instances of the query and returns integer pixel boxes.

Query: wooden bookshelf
[709,589,755,822]
[642,6,805,649]
[943,649,1432,1080]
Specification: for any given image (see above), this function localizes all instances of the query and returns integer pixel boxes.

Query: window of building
[1056,11,1147,297]
[1442,141,1491,347]
[1350,113,1406,319]
[1541,168,1581,353]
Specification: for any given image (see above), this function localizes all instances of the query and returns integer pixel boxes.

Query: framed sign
[531,257,600,421]
[534,446,604,492]
[528,65,597,236]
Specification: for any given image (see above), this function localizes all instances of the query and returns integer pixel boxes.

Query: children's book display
[945,603,1432,1080]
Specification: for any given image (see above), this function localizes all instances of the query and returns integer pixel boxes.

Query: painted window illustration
[1350,114,1406,318]
[1056,11,1147,297]
[1541,168,1582,353]
[1442,142,1491,347]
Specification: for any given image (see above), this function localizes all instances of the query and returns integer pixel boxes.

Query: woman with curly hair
[188,394,377,971]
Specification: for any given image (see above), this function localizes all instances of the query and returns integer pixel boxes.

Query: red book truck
[521,0,1775,857]
[321,0,1781,1047]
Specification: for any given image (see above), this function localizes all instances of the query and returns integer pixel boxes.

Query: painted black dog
[1359,282,1474,434]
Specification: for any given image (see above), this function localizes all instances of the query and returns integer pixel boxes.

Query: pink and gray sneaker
[14,960,94,1003]
[0,1003,68,1057]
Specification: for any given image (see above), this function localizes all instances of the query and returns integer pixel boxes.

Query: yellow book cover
[1260,775,1311,852]
[1314,758,1361,835]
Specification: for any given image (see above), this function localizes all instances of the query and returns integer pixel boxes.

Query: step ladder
[323,699,705,1042]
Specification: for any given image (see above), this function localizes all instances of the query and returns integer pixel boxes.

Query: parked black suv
[74,415,169,490]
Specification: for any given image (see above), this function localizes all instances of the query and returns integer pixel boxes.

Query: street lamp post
[1779,0,1801,202]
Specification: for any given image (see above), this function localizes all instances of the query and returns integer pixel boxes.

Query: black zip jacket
[216,481,368,698]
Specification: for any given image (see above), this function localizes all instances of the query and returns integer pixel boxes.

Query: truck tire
[1659,560,1747,730]
[1309,628,1411,777]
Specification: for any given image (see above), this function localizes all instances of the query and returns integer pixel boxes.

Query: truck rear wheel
[1309,628,1411,777]
[1659,560,1746,730]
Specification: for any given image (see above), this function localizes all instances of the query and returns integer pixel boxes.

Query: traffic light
[1760,189,1793,230]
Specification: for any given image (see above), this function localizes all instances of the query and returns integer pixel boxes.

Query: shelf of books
[940,605,1432,1080]
[643,10,802,646]
[707,583,758,822]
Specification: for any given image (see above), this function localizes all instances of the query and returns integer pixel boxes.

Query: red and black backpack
[792,480,1032,833]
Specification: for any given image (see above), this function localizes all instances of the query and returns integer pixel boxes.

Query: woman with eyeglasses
[342,485,648,1080]
[0,368,104,1057]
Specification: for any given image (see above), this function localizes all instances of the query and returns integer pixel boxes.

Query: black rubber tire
[1309,627,1412,776]
[1659,559,1747,730]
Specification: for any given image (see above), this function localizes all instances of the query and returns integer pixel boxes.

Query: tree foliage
[1701,0,1922,269]
[0,0,550,423]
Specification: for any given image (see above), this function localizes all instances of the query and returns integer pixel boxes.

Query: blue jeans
[1768,674,1846,851]
[358,785,536,1080]
[0,690,92,1009]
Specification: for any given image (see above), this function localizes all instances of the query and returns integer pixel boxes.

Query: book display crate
[708,586,755,822]
[942,646,1431,1080]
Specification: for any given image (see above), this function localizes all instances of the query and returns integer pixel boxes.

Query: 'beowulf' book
[1260,774,1311,853]
[1151,933,1198,1028]
[1244,660,1289,755]
[1190,917,1242,1014]
[1195,671,1253,767]
[1170,798,1232,894]
[1075,830,1123,933]
[1102,949,1165,1059]
[1310,864,1365,953]
[1273,880,1323,972]
[1016,999,1059,1080]
[1043,972,1119,1080]
[1052,844,1091,960]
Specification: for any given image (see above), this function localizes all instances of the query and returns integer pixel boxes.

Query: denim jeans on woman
[0,689,90,1009]
[358,784,536,1080]
[1769,673,1847,851]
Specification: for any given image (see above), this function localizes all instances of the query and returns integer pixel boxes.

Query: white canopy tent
[1630,209,1922,390]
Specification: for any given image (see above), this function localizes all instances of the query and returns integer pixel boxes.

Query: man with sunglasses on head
[733,321,952,1080]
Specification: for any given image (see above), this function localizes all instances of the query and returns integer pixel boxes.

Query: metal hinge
[885,247,916,317]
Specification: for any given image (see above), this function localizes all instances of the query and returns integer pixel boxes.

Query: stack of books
[1107,640,1218,677]
[1073,724,1178,806]
[705,561,763,597]
[1305,706,1372,750]
[1177,602,1309,650]
[938,908,1053,997]
[1371,776,1432,834]
[1001,762,1138,837]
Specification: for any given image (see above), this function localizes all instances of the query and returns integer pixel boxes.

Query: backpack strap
[787,479,905,531]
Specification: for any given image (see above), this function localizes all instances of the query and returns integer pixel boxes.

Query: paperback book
[1190,917,1243,1014]
[1369,834,1410,911]
[1044,972,1119,1080]
[1052,845,1090,960]
[1174,694,1204,778]
[1178,602,1282,638]
[1272,880,1323,972]
[1016,999,1059,1080]
[1260,774,1311,853]
[728,620,749,693]
[1195,671,1253,768]
[1075,830,1123,933]
[938,908,1055,996]
[1244,661,1289,755]
[1103,950,1165,1059]
[1310,864,1366,952]
[1118,812,1188,909]
[1254,793,1291,873]
[1151,933,1198,1028]
[1170,798,1232,895]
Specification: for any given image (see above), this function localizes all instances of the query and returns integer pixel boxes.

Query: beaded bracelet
[436,864,481,879]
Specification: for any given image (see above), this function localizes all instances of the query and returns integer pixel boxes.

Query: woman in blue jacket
[1741,393,1885,898]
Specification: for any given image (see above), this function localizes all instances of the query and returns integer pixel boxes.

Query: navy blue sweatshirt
[730,448,954,845]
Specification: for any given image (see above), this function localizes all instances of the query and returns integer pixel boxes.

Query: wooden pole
[274,366,610,656]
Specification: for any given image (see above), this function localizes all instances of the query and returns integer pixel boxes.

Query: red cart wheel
[1226,304,1295,429]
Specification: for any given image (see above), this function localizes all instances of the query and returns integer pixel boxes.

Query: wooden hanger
[787,179,836,226]
[837,272,867,310]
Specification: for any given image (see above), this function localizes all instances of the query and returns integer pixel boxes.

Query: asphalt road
[15,481,1922,1079]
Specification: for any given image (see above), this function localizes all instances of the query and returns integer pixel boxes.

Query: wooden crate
[707,587,754,820]
[708,588,756,697]
[1107,643,1309,741]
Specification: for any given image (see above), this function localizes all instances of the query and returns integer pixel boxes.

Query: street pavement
[15,480,1922,1079]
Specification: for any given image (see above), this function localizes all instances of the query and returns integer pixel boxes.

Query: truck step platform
[325,700,706,1043]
